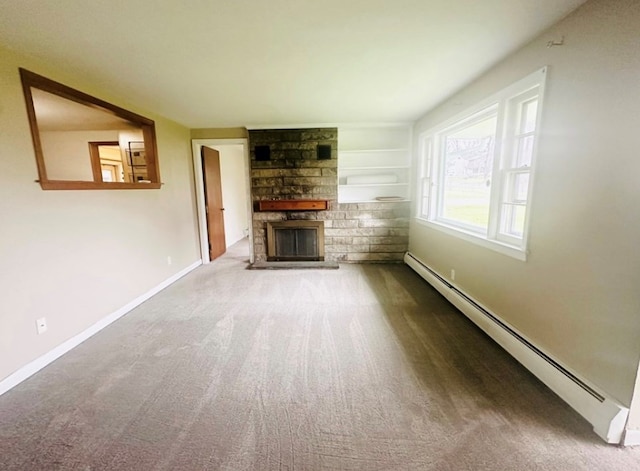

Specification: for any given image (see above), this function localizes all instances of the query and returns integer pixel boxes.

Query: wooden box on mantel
[256,199,329,211]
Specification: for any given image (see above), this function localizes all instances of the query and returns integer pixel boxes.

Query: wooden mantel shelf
[257,199,329,211]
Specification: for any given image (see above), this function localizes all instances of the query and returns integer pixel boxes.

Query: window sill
[414,217,528,261]
[38,180,161,190]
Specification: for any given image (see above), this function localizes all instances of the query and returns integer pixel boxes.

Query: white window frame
[416,67,547,261]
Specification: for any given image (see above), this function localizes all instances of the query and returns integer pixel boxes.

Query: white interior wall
[212,144,249,247]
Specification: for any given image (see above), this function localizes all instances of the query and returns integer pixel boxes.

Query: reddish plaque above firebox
[257,199,329,211]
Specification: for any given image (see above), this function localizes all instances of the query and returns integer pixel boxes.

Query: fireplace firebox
[266,221,325,261]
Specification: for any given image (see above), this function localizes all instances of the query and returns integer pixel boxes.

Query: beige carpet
[0,239,638,470]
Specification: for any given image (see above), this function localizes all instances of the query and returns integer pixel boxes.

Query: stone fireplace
[249,128,337,263]
[249,127,410,264]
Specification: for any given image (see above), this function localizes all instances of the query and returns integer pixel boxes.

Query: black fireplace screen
[266,221,324,261]
[275,228,317,259]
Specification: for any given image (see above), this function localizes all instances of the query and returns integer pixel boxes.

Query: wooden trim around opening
[39,181,162,190]
[88,141,120,182]
[19,68,161,190]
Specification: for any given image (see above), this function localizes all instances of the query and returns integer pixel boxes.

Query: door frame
[88,141,121,182]
[191,138,253,264]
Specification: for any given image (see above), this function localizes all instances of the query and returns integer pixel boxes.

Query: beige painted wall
[409,0,640,408]
[0,45,201,384]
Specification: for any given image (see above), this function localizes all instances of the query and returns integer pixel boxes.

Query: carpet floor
[0,239,638,470]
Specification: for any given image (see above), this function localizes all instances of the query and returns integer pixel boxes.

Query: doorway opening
[192,139,252,264]
[88,141,125,182]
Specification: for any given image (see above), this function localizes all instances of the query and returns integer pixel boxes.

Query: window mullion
[434,135,446,221]
[487,100,507,240]
[417,137,430,218]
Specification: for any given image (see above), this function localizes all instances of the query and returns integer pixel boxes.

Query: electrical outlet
[36,317,47,335]
[451,269,456,281]
[167,256,172,266]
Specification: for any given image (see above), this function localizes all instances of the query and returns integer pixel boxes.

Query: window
[417,67,546,260]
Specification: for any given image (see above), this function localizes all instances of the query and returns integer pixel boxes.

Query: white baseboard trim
[0,259,202,398]
[404,251,629,445]
[623,429,640,447]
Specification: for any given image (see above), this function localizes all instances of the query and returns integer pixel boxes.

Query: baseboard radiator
[404,251,629,445]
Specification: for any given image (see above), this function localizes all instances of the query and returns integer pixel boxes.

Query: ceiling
[0,1,587,129]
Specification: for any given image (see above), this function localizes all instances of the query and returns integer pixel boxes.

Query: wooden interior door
[202,146,226,260]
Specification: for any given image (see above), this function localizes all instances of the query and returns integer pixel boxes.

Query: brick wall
[249,128,409,263]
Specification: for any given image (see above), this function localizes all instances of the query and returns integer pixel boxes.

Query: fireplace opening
[266,220,325,261]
